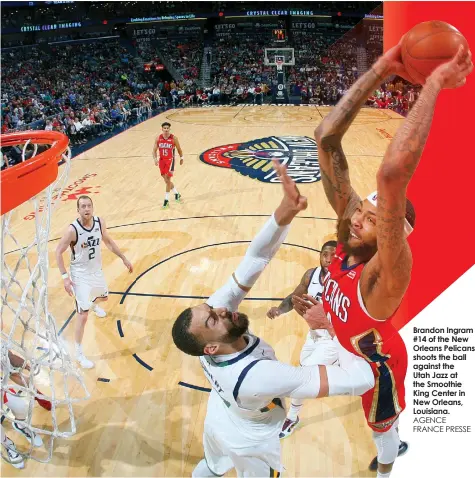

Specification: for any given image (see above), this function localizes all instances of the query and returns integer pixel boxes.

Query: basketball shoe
[2,436,25,469]
[162,199,170,209]
[13,422,43,447]
[175,193,182,203]
[279,417,300,439]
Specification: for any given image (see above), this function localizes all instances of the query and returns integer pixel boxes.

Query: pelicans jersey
[157,134,175,176]
[157,133,175,160]
[70,217,103,276]
[322,243,407,432]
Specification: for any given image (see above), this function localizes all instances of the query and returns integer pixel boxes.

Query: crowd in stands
[1,39,166,156]
[367,79,419,116]
[2,17,421,162]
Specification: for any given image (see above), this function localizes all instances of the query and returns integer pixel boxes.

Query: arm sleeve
[239,360,321,400]
[206,214,290,311]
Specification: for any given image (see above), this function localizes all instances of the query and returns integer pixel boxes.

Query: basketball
[401,21,468,84]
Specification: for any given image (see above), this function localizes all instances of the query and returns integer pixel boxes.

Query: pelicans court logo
[199,136,321,183]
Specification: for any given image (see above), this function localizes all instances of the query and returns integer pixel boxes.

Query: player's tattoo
[321,67,384,138]
[316,64,388,215]
[278,268,315,314]
[278,295,293,314]
[319,137,351,210]
[382,82,439,183]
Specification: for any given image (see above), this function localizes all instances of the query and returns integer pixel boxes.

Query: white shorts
[71,271,108,313]
[199,392,283,477]
[2,389,27,420]
[300,330,339,366]
[202,422,282,477]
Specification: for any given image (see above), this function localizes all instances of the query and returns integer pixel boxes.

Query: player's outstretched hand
[267,307,282,319]
[273,160,307,212]
[380,38,414,83]
[428,45,473,90]
[303,300,331,330]
[123,258,133,273]
[291,295,314,317]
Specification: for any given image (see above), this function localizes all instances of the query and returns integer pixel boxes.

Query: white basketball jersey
[307,266,331,340]
[70,216,103,276]
[307,266,325,301]
[200,334,286,425]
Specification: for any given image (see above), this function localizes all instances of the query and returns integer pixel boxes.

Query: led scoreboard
[272,29,286,42]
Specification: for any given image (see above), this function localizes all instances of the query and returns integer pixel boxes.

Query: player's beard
[337,218,377,262]
[220,312,249,343]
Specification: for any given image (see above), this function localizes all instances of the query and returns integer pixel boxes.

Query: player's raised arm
[174,135,184,165]
[267,268,314,319]
[207,162,307,311]
[314,44,409,219]
[100,217,133,273]
[368,46,473,307]
[55,225,76,296]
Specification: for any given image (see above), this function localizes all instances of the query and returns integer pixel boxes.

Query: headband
[366,191,414,237]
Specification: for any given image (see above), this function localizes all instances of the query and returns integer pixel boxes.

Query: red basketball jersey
[322,243,407,431]
[157,134,175,160]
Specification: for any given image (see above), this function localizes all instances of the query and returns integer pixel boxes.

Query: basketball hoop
[1,131,69,215]
[276,60,284,71]
[1,131,89,465]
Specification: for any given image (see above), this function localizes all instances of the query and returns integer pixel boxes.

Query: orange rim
[1,131,69,216]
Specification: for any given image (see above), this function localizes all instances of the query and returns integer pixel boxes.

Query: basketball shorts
[71,271,108,313]
[362,351,407,433]
[158,157,174,177]
[197,391,283,477]
[300,330,339,366]
[200,423,282,477]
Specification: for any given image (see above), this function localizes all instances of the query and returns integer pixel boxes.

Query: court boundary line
[5,214,336,256]
[119,241,320,304]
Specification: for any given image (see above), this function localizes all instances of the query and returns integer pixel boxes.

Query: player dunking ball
[55,195,133,368]
[172,163,378,477]
[152,121,184,209]
[307,43,473,477]
[267,239,337,439]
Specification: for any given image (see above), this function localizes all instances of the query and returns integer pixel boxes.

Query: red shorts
[362,352,407,432]
[159,157,174,177]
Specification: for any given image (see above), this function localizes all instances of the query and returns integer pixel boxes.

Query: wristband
[61,273,69,279]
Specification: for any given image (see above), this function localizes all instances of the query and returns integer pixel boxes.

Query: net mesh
[1,136,89,465]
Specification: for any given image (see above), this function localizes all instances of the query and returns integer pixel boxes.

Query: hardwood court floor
[2,105,405,477]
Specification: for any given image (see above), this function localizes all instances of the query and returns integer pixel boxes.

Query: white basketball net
[1,139,90,466]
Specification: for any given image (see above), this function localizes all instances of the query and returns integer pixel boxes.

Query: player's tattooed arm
[314,58,393,218]
[267,268,314,319]
[364,47,473,319]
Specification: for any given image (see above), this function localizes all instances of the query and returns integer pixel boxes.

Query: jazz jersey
[322,243,408,431]
[157,133,175,161]
[70,217,103,276]
[307,267,331,341]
